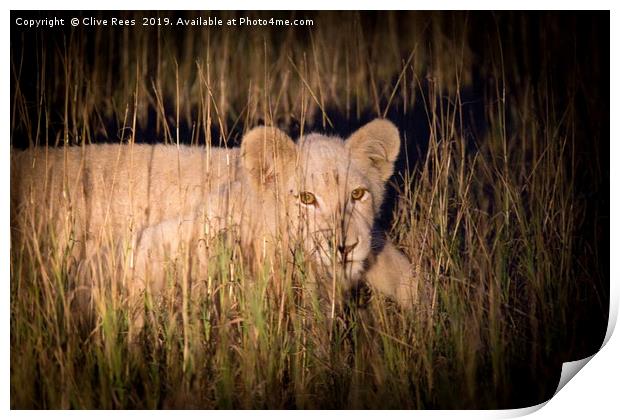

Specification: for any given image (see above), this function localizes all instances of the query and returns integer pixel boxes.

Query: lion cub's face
[288,135,377,281]
[241,119,401,284]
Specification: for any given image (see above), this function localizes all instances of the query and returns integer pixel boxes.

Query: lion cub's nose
[337,240,359,259]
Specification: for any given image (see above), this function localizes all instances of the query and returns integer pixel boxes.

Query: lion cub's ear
[345,119,401,182]
[241,126,297,187]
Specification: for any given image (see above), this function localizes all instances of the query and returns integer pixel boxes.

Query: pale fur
[11,119,418,311]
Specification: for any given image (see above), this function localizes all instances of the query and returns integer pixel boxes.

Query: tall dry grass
[10,11,607,408]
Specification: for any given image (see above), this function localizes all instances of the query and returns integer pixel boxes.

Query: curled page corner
[551,298,617,398]
[504,355,597,417]
[510,304,616,416]
[554,355,595,397]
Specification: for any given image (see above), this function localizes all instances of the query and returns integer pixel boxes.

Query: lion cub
[11,119,418,311]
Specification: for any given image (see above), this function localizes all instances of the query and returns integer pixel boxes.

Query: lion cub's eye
[299,191,317,206]
[350,188,367,201]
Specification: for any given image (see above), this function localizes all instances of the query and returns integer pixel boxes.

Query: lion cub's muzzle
[311,232,367,281]
[337,239,359,262]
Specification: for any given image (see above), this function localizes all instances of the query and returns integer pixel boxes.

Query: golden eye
[299,191,317,206]
[350,188,366,201]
